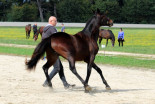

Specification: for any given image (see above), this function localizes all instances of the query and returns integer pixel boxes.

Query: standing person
[42,16,73,88]
[118,28,124,47]
[61,23,65,32]
[32,24,37,39]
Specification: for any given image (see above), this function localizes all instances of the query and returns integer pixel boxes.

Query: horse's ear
[97,8,101,14]
[92,10,95,14]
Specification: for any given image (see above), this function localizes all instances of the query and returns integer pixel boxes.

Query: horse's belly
[75,52,89,61]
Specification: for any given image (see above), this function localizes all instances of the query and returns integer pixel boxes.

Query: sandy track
[0,55,155,104]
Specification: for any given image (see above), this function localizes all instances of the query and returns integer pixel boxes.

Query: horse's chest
[89,41,98,54]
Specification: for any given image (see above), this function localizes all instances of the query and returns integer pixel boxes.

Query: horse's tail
[25,38,50,71]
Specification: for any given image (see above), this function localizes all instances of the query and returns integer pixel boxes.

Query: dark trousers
[33,31,37,38]
[118,38,124,47]
[43,58,69,86]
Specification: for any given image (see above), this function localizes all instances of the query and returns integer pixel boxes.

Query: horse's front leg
[68,58,88,91]
[106,39,108,47]
[42,61,52,87]
[26,32,27,39]
[84,55,96,92]
[28,31,30,39]
[92,62,111,90]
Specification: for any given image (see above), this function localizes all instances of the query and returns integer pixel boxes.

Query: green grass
[95,55,155,69]
[0,46,34,56]
[99,27,155,54]
[0,26,155,54]
[0,26,155,69]
[0,46,154,69]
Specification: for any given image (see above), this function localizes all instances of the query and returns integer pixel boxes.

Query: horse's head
[111,39,115,47]
[95,9,113,27]
[27,24,31,31]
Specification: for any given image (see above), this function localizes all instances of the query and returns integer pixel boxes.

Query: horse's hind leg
[26,32,27,39]
[42,61,52,87]
[99,38,102,46]
[92,62,111,90]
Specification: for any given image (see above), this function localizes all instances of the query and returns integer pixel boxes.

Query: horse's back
[99,29,110,39]
[50,32,90,60]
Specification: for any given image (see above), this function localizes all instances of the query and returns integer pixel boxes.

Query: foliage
[0,0,155,23]
[122,0,155,23]
[7,3,38,21]
[91,0,121,23]
[56,0,92,22]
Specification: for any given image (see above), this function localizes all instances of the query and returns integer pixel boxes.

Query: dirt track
[0,55,155,104]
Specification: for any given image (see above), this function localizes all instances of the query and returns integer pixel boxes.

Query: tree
[122,0,155,23]
[92,0,121,23]
[0,0,12,21]
[57,0,92,22]
[7,3,38,21]
[37,0,44,22]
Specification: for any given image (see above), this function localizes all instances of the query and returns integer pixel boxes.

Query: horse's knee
[42,62,50,71]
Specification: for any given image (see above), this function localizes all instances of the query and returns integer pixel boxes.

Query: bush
[7,3,38,22]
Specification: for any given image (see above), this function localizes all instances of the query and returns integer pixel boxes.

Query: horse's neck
[82,19,100,42]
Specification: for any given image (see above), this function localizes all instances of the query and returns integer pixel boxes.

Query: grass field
[0,26,155,54]
[0,26,155,69]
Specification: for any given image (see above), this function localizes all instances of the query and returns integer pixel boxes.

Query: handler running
[42,16,73,88]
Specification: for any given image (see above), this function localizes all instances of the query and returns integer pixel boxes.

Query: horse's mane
[82,15,96,32]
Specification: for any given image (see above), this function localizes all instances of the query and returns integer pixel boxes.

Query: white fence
[0,22,155,28]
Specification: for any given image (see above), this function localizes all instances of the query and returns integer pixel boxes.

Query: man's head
[120,28,123,31]
[48,16,57,26]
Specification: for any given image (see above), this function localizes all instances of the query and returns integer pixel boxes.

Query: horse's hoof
[85,85,92,92]
[42,82,52,88]
[64,84,76,89]
[106,86,111,90]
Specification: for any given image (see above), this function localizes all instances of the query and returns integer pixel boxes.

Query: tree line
[0,0,154,24]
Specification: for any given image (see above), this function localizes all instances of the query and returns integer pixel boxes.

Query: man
[32,24,37,39]
[61,23,65,32]
[42,16,73,88]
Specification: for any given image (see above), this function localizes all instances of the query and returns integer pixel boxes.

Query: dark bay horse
[25,9,113,92]
[25,24,31,39]
[99,29,115,47]
[34,26,44,41]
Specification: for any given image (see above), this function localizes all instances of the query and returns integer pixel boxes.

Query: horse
[99,29,115,47]
[25,24,31,39]
[34,26,44,41]
[25,9,113,92]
